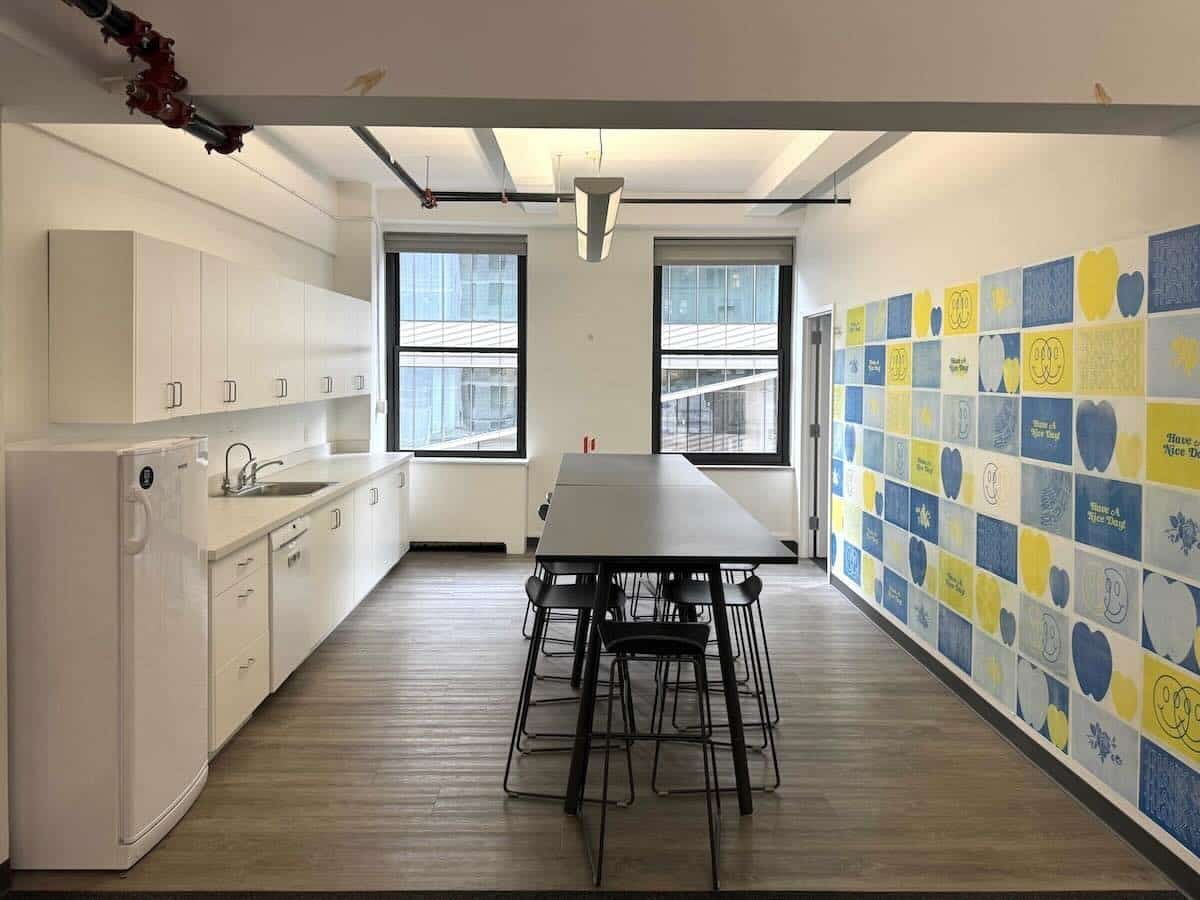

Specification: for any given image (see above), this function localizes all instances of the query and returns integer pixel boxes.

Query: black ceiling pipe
[351,126,435,208]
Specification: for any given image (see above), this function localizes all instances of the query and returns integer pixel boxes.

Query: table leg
[570,608,591,688]
[708,563,754,815]
[564,562,608,814]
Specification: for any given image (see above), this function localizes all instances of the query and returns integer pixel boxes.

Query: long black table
[536,453,796,816]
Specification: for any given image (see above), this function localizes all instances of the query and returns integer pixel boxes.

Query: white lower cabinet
[208,462,411,755]
[208,538,270,754]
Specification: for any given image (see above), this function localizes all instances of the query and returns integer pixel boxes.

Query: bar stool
[656,573,780,793]
[504,576,634,804]
[578,620,721,889]
[523,495,597,652]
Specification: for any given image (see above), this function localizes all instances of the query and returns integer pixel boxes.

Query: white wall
[377,191,803,546]
[798,126,1200,874]
[0,113,8,872]
[1,123,373,471]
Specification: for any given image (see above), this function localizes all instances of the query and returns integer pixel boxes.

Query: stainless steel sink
[236,481,336,497]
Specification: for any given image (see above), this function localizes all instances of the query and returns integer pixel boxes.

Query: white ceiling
[263,125,872,209]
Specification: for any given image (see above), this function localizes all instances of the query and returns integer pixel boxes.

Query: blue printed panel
[843,542,862,585]
[831,458,844,497]
[832,422,844,461]
[909,588,938,646]
[939,499,975,562]
[1017,659,1070,752]
[844,347,864,385]
[884,480,910,530]
[978,395,1021,456]
[887,293,913,339]
[1140,737,1200,857]
[1144,484,1200,583]
[977,514,1019,584]
[883,522,907,574]
[942,394,976,446]
[1149,224,1200,314]
[909,487,940,544]
[978,332,1021,394]
[862,428,885,473]
[1020,463,1074,539]
[885,435,909,481]
[1070,694,1139,805]
[1023,257,1074,327]
[980,267,1023,332]
[865,300,887,342]
[973,631,1016,709]
[1021,396,1073,465]
[833,349,845,385]
[1019,593,1069,680]
[861,512,883,561]
[882,567,908,622]
[1074,474,1142,561]
[938,604,973,674]
[844,386,864,424]
[1148,315,1200,398]
[1073,549,1140,641]
[864,345,886,386]
[843,424,858,465]
[912,340,941,389]
[1142,569,1200,674]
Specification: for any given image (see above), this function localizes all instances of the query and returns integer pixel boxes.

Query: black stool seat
[599,621,710,657]
[542,560,598,578]
[664,574,762,608]
[527,576,624,612]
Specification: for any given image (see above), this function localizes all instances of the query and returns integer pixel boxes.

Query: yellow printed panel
[1143,653,1200,767]
[1076,321,1145,396]
[830,497,844,533]
[913,289,935,339]
[910,439,941,493]
[846,306,865,347]
[943,282,978,335]
[862,554,877,595]
[1147,402,1200,490]
[1022,327,1074,394]
[886,342,912,386]
[832,386,844,421]
[885,389,911,435]
[939,552,974,617]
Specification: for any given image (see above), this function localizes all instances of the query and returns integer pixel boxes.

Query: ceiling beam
[745,132,882,216]
[469,127,558,214]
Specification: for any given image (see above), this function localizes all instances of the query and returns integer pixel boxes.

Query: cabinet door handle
[223,379,234,403]
[237,588,255,603]
[174,381,184,408]
[239,656,256,671]
[331,508,339,529]
[276,377,286,399]
[166,382,176,409]
[232,379,238,403]
[398,472,406,488]
[236,556,255,568]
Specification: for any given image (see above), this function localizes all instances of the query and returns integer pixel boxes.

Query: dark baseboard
[1,858,9,894]
[3,892,1187,899]
[411,542,507,553]
[830,573,1200,900]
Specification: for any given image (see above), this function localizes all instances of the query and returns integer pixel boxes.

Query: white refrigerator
[7,437,210,869]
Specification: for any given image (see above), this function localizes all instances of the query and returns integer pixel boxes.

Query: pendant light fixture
[575,129,623,262]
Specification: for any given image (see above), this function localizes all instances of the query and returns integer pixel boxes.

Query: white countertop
[207,452,412,560]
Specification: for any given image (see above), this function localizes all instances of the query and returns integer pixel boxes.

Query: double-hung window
[385,233,527,457]
[652,237,793,466]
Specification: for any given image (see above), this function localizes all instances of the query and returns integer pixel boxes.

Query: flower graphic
[1087,721,1123,766]
[916,504,932,530]
[1165,511,1200,556]
[915,602,930,629]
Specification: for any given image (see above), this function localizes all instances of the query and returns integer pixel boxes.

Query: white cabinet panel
[201,254,233,414]
[132,237,177,423]
[227,263,278,409]
[274,276,307,405]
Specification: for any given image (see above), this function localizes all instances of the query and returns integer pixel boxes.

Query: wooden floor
[15,552,1175,892]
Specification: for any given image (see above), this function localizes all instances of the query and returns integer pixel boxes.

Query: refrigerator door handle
[124,487,152,555]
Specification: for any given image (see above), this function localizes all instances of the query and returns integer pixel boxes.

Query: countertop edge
[207,453,412,561]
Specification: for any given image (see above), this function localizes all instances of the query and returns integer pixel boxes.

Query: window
[652,239,792,466]
[385,235,526,457]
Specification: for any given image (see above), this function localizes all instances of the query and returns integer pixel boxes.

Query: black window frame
[385,251,527,459]
[651,263,792,467]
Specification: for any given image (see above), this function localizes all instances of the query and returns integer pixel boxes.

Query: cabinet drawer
[210,631,269,753]
[210,536,268,596]
[211,565,269,671]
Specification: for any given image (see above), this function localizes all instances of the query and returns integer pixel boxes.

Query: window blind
[653,237,794,267]
[384,232,527,256]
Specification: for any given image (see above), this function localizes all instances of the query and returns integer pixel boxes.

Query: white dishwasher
[269,515,314,691]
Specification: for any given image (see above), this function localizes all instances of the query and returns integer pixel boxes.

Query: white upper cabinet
[51,231,370,423]
[50,230,201,424]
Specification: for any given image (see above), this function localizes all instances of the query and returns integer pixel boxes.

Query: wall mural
[829,223,1200,866]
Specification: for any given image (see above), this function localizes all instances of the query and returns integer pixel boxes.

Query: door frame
[796,308,833,562]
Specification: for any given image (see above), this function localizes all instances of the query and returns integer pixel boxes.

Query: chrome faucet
[222,444,287,495]
[223,442,253,495]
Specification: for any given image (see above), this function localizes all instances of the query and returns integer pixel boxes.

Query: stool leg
[695,656,720,891]
[744,603,780,790]
[505,606,547,793]
[755,601,782,725]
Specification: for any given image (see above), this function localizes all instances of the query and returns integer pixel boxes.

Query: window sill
[412,456,529,466]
